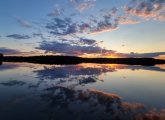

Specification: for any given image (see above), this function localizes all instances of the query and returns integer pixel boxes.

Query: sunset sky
[0,0,165,58]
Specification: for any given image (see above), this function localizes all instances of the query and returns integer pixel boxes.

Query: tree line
[0,54,164,66]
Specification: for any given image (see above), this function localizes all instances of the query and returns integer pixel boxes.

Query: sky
[0,0,165,58]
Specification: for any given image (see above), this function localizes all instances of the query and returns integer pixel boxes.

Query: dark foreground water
[0,62,165,120]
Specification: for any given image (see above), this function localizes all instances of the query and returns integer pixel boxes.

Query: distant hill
[1,55,165,66]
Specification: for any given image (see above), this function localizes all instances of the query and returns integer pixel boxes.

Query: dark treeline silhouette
[3,55,82,64]
[0,53,3,59]
[0,53,3,65]
[1,54,165,66]
[83,57,165,66]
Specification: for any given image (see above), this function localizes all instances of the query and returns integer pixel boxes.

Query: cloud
[41,84,149,120]
[156,54,165,59]
[70,0,96,12]
[90,16,118,34]
[45,6,142,36]
[32,33,43,38]
[6,34,31,39]
[125,0,165,21]
[34,64,165,82]
[90,22,118,34]
[0,47,21,55]
[59,37,98,46]
[79,38,97,45]
[117,16,140,25]
[0,80,26,87]
[47,4,64,17]
[91,9,139,34]
[34,65,115,80]
[46,17,78,36]
[88,7,139,34]
[79,23,91,33]
[16,18,32,28]
[45,17,92,35]
[134,109,165,120]
[36,40,115,56]
[0,64,20,71]
[119,52,165,58]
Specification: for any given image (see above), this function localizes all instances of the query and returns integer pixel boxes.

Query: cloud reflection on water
[0,63,165,120]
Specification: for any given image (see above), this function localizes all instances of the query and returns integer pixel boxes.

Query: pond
[0,62,165,120]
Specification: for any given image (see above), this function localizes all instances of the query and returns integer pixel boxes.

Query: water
[0,62,165,120]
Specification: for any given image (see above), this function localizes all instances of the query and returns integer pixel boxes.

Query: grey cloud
[34,65,114,80]
[79,23,91,33]
[111,7,118,15]
[46,17,78,36]
[47,4,64,17]
[79,38,97,45]
[45,17,94,36]
[45,8,141,36]
[122,52,165,58]
[0,47,40,56]
[70,0,96,12]
[45,15,119,36]
[32,33,43,37]
[0,64,20,71]
[36,40,115,56]
[88,7,138,34]
[125,0,165,21]
[6,34,31,39]
[59,37,97,46]
[0,80,26,87]
[42,0,165,38]
[34,64,165,81]
[46,0,165,37]
[86,0,165,34]
[100,7,118,17]
[117,16,140,24]
[90,16,118,34]
[0,47,21,55]
[16,18,32,28]
[88,5,141,34]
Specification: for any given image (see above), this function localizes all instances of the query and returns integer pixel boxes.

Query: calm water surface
[0,62,165,120]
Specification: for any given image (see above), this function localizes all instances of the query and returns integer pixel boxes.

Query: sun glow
[106,54,120,58]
